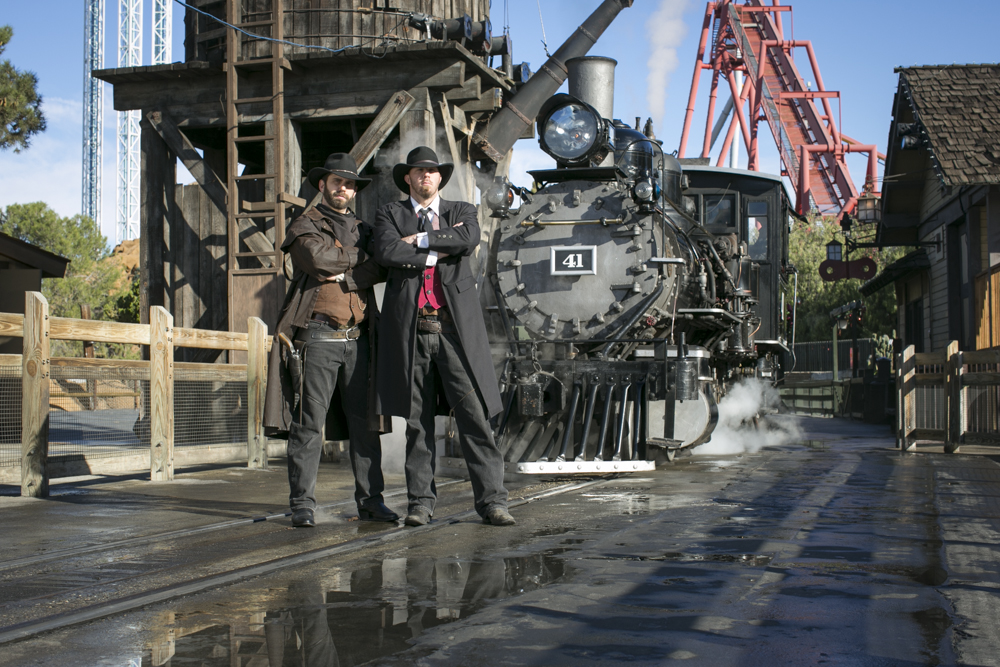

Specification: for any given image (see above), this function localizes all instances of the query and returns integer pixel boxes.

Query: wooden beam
[438,95,469,202]
[353,90,417,171]
[945,341,963,453]
[21,292,49,497]
[173,326,250,351]
[145,110,275,267]
[150,306,175,481]
[303,90,416,212]
[247,317,268,470]
[896,345,916,451]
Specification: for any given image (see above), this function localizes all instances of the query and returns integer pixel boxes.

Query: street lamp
[826,239,843,262]
[855,192,881,224]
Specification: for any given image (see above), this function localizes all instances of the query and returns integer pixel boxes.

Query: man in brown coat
[263,153,394,528]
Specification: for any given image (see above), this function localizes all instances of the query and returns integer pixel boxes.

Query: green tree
[1,203,131,356]
[789,215,903,342]
[0,26,46,152]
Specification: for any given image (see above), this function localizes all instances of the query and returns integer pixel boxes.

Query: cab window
[705,195,735,227]
[747,201,768,259]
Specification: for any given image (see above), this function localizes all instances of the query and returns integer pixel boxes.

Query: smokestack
[472,0,635,163]
[568,56,617,166]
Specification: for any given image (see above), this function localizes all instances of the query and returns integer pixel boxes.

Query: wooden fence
[896,342,1000,452]
[0,292,273,497]
[974,265,1000,350]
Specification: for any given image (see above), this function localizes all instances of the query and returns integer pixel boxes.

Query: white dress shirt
[410,195,441,267]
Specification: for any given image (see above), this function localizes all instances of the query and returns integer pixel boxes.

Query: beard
[410,180,439,200]
[323,190,351,211]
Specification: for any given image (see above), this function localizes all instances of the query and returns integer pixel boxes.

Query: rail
[1,292,273,497]
[896,342,1000,452]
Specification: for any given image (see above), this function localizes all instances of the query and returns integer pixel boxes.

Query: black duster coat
[373,198,503,418]
[263,206,389,439]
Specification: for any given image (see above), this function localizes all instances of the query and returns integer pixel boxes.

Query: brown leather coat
[263,206,389,439]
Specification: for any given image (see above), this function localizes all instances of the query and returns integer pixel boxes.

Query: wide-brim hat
[307,153,372,191]
[392,146,454,193]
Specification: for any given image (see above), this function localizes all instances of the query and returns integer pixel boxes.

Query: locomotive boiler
[470,51,796,474]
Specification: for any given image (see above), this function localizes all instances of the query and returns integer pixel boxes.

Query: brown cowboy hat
[392,146,454,193]
[307,153,372,190]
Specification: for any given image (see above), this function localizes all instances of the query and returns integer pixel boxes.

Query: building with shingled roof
[862,64,1000,352]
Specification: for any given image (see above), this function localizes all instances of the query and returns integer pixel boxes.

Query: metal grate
[914,384,945,432]
[0,363,22,467]
[49,364,148,460]
[174,371,248,448]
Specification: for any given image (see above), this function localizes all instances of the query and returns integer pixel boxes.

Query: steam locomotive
[471,55,797,474]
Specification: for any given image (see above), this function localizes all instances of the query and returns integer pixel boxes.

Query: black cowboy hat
[307,153,372,191]
[392,146,454,193]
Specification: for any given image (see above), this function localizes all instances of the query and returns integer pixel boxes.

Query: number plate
[550,246,597,276]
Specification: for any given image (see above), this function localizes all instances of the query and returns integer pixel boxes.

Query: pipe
[631,381,644,461]
[556,382,582,461]
[613,381,632,461]
[594,383,616,461]
[600,281,664,359]
[575,382,600,461]
[472,0,634,162]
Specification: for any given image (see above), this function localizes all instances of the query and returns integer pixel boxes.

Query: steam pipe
[575,382,600,461]
[472,0,635,162]
[556,382,582,461]
[613,380,632,461]
[595,383,616,461]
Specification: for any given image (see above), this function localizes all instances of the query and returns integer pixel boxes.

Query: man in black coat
[264,153,396,528]
[373,146,514,527]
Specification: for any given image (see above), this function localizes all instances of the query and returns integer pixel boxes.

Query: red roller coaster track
[677,0,883,218]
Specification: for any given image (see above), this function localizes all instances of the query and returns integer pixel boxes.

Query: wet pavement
[2,416,1000,666]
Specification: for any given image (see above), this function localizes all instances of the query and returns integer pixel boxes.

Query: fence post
[945,340,962,453]
[247,317,268,470]
[150,306,174,481]
[21,292,50,497]
[897,345,915,451]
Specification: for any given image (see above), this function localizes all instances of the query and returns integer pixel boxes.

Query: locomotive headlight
[537,94,611,166]
[485,177,514,218]
[543,104,599,160]
[633,180,655,201]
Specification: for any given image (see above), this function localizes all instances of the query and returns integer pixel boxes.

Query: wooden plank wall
[238,1,492,59]
[168,184,230,358]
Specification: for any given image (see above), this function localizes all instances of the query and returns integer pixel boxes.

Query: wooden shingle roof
[896,64,1000,186]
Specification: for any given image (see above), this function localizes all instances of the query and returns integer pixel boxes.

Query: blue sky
[1,0,998,245]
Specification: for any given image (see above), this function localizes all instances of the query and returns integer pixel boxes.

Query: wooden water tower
[95,0,512,360]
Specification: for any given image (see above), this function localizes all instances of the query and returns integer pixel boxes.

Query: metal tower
[116,0,142,243]
[152,0,171,65]
[678,0,882,219]
[83,0,104,225]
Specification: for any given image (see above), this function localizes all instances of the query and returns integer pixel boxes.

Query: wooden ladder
[224,0,292,335]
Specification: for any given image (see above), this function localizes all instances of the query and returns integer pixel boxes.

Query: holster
[286,342,303,396]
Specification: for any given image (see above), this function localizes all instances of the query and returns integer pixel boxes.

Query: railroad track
[0,477,606,646]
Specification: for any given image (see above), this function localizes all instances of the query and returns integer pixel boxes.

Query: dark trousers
[405,331,508,518]
[286,322,384,511]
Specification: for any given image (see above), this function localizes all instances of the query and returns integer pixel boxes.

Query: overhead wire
[536,0,551,57]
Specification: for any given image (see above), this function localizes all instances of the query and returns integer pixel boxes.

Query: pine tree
[0,25,46,152]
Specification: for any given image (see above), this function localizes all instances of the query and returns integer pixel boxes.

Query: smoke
[695,379,803,456]
[646,0,691,126]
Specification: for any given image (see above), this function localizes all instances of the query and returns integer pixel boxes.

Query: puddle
[531,526,576,537]
[139,553,568,665]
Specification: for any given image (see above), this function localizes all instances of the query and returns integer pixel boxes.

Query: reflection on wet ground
[142,553,568,666]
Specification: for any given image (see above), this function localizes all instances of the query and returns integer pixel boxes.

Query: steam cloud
[695,378,803,456]
[646,0,691,125]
